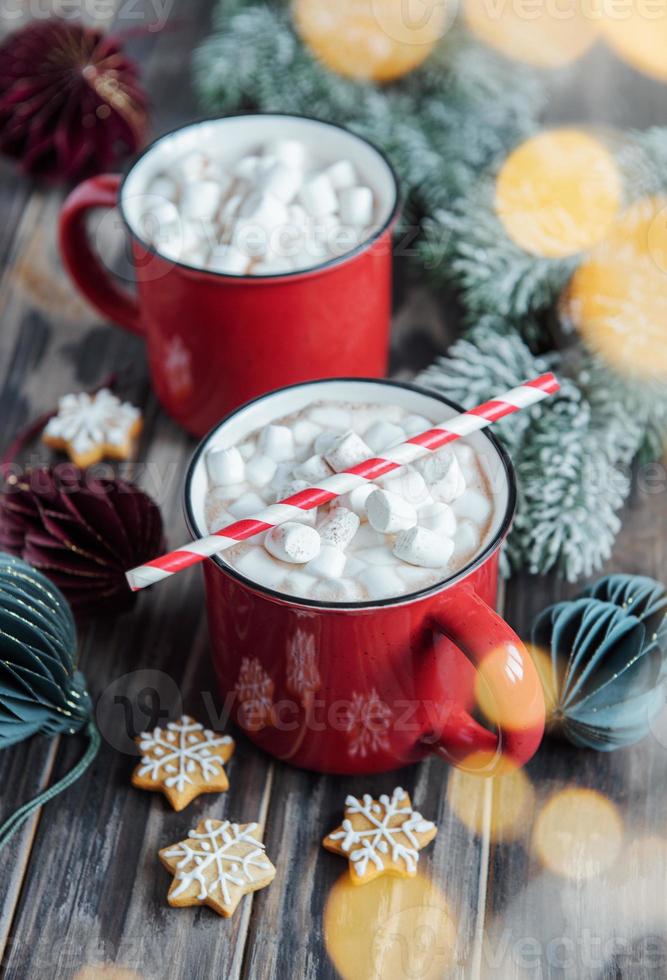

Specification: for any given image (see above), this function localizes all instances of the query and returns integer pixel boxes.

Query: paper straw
[127,373,560,591]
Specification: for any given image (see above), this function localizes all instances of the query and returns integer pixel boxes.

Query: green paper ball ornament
[532,574,667,751]
[0,553,99,848]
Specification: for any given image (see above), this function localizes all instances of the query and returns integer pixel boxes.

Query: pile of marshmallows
[139,138,377,275]
[205,405,493,601]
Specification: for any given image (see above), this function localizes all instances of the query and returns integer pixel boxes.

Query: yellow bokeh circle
[564,196,667,379]
[464,0,598,68]
[533,787,623,880]
[323,872,457,980]
[447,764,536,841]
[599,0,667,82]
[495,129,622,258]
[293,0,451,82]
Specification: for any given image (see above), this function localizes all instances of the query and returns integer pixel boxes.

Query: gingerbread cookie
[42,388,142,467]
[160,818,276,917]
[323,786,437,885]
[132,715,235,811]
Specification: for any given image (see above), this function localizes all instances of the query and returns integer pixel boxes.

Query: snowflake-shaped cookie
[42,388,142,467]
[323,787,437,885]
[132,715,235,811]
[160,818,276,917]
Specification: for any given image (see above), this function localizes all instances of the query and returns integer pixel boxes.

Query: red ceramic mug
[185,378,545,776]
[59,115,400,437]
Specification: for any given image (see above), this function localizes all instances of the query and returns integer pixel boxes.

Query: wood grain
[1,1,667,978]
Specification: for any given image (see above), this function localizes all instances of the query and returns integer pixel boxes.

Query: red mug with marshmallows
[59,115,400,437]
[185,378,545,776]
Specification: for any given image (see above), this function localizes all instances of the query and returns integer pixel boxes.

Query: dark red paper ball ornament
[0,466,165,617]
[0,18,148,181]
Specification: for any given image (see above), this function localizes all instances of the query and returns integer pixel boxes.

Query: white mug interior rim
[184,378,517,611]
[119,113,401,281]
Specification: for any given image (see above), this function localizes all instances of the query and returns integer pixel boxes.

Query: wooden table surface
[1,3,667,979]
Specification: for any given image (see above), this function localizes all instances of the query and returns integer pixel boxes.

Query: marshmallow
[338,186,374,227]
[452,519,481,559]
[394,526,454,568]
[264,139,309,171]
[272,479,318,526]
[238,440,256,460]
[298,172,338,218]
[454,442,479,481]
[305,544,347,579]
[342,482,376,518]
[265,522,321,564]
[233,155,262,181]
[311,578,362,603]
[293,419,322,447]
[221,482,249,501]
[364,420,405,453]
[397,565,434,589]
[259,424,295,462]
[380,469,430,508]
[353,524,386,549]
[206,446,245,486]
[245,453,278,488]
[228,491,265,519]
[452,488,492,526]
[418,501,457,537]
[294,454,333,483]
[402,414,432,436]
[359,566,404,600]
[253,255,294,275]
[207,244,249,275]
[357,546,399,567]
[414,449,466,503]
[235,547,287,590]
[314,428,345,456]
[284,570,318,596]
[180,180,225,221]
[344,555,367,578]
[367,488,418,534]
[325,159,358,190]
[238,189,289,231]
[148,175,178,202]
[220,192,243,223]
[177,151,217,182]
[261,161,302,203]
[318,507,360,550]
[324,430,373,473]
[310,406,352,429]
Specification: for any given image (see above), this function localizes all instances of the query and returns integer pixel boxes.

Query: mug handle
[424,588,545,775]
[59,174,144,336]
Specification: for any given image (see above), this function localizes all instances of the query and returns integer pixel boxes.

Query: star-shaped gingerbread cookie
[160,818,276,917]
[42,388,142,468]
[323,786,437,885]
[132,715,235,811]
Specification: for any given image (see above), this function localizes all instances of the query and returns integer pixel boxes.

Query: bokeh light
[495,129,622,258]
[600,0,667,82]
[473,642,546,732]
[533,787,623,880]
[324,871,457,980]
[564,196,667,380]
[447,764,535,841]
[464,0,598,68]
[293,0,451,82]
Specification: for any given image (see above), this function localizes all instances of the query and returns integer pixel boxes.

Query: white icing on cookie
[164,819,273,905]
[328,786,436,877]
[137,715,233,792]
[43,388,140,455]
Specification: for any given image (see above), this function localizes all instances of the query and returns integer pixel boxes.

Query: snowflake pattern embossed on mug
[323,787,437,884]
[235,656,275,731]
[132,714,235,811]
[342,688,392,758]
[160,818,276,917]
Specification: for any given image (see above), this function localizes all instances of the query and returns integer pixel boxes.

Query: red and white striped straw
[127,373,559,591]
